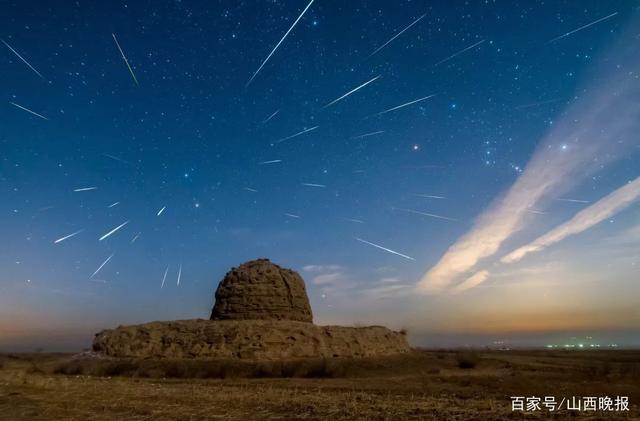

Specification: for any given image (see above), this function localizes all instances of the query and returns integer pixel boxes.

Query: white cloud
[302,264,342,273]
[502,177,640,263]
[378,277,403,284]
[452,270,490,293]
[361,277,413,299]
[417,23,640,292]
[311,272,345,286]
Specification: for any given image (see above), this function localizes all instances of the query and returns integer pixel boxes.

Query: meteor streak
[99,220,129,241]
[258,159,282,165]
[355,237,415,261]
[414,194,447,199]
[515,98,563,110]
[176,264,182,286]
[112,33,139,85]
[434,39,485,66]
[108,202,120,208]
[301,183,326,188]
[284,213,301,219]
[322,75,381,108]
[262,110,279,123]
[246,0,315,87]
[73,187,97,192]
[91,254,114,278]
[9,101,48,120]
[369,14,426,57]
[1,39,44,79]
[556,198,591,204]
[102,153,131,165]
[374,94,436,116]
[395,207,457,221]
[130,232,141,244]
[548,12,618,43]
[352,130,385,139]
[273,126,318,144]
[54,229,84,244]
[157,206,166,216]
[161,266,169,288]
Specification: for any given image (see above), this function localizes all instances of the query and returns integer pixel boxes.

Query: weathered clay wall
[93,319,409,360]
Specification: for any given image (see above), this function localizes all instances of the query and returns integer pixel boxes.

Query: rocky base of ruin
[93,319,409,360]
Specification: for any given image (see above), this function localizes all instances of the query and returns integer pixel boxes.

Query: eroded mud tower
[93,259,409,360]
[210,259,313,323]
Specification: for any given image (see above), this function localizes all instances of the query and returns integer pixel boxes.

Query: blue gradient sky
[1,1,639,351]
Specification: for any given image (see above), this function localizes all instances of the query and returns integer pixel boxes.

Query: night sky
[2,1,639,351]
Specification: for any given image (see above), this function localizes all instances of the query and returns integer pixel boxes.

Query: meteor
[369,14,426,57]
[355,237,415,261]
[548,12,618,43]
[74,187,97,192]
[102,153,131,165]
[515,98,563,110]
[301,183,326,188]
[258,159,282,165]
[273,126,318,144]
[99,220,129,241]
[434,39,485,66]
[374,94,436,116]
[246,0,315,87]
[284,213,301,219]
[414,194,447,199]
[9,101,48,120]
[161,266,169,288]
[157,206,166,216]
[108,202,120,208]
[1,39,44,79]
[91,254,114,278]
[130,232,141,244]
[53,229,84,244]
[262,110,279,123]
[343,217,364,224]
[352,130,385,139]
[244,187,258,192]
[395,207,457,221]
[556,198,591,204]
[112,33,139,85]
[176,264,182,286]
[322,75,381,109]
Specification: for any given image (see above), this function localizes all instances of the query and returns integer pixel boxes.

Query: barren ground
[1,350,638,420]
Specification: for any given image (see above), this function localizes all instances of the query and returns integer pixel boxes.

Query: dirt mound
[93,259,409,360]
[210,259,313,323]
[93,319,409,360]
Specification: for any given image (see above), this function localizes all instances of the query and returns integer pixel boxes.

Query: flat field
[0,350,638,420]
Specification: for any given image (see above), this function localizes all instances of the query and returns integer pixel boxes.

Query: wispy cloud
[502,177,640,263]
[311,272,345,286]
[303,264,343,273]
[417,21,640,291]
[362,281,414,299]
[452,270,490,293]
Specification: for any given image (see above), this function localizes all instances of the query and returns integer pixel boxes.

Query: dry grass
[50,357,353,379]
[1,350,639,420]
